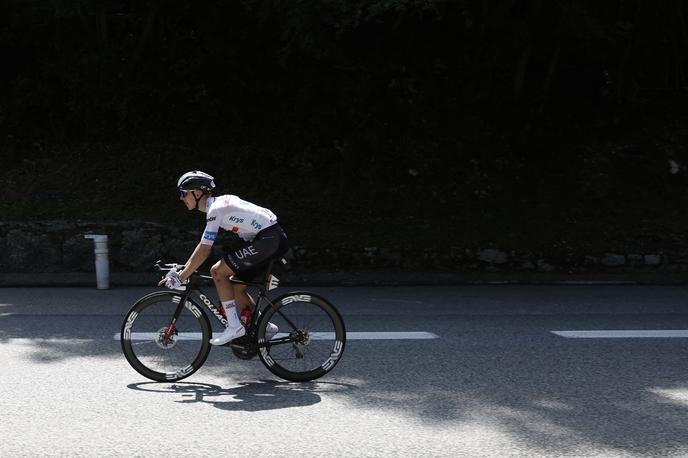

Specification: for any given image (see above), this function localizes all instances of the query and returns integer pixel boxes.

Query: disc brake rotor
[155,327,177,349]
[292,329,311,345]
[290,329,311,359]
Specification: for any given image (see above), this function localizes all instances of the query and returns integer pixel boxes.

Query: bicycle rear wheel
[257,292,346,382]
[121,291,211,382]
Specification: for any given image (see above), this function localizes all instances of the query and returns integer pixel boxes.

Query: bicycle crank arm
[257,336,293,348]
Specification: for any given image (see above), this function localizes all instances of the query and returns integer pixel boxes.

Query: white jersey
[200,195,277,244]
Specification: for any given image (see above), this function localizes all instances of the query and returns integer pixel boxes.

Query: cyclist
[160,170,289,345]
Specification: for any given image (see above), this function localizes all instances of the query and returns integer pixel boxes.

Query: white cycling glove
[164,270,183,289]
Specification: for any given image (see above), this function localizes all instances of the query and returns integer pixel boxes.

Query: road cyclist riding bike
[120,171,346,382]
[164,170,288,345]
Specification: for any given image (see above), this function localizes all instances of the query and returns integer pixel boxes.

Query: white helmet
[177,171,216,192]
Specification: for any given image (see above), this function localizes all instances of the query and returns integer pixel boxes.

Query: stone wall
[0,221,197,273]
[0,221,683,273]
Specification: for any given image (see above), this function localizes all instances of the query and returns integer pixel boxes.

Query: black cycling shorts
[223,223,288,281]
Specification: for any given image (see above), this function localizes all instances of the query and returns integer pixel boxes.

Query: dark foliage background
[3,0,688,263]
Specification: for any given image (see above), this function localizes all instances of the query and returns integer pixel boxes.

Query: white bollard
[84,234,110,290]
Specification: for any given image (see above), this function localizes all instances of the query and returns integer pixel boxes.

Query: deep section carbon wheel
[121,291,212,382]
[257,292,346,382]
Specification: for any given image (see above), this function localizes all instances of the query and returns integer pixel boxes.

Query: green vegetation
[2,1,688,258]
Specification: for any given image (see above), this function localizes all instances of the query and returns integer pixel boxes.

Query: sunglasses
[180,190,189,198]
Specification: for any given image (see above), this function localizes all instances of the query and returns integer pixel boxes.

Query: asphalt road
[2,285,688,457]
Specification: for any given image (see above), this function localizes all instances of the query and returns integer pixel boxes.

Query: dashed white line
[552,330,688,338]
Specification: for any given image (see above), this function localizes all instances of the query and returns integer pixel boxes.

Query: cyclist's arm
[178,211,219,282]
[178,242,212,282]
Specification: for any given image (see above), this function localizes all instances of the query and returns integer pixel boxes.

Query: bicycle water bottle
[240,307,252,328]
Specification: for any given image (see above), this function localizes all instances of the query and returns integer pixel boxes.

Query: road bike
[120,260,346,382]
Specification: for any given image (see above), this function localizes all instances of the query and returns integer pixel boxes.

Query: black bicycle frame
[163,281,271,339]
[170,284,242,327]
[163,262,299,348]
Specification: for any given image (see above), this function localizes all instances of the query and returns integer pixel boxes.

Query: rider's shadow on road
[127,380,350,412]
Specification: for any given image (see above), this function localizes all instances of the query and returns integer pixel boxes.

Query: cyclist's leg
[210,259,235,304]
[233,283,254,311]
[209,259,246,345]
[214,254,255,313]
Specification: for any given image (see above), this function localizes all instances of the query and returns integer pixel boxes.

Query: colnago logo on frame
[199,294,227,326]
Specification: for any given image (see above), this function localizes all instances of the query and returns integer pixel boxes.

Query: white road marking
[114,331,438,341]
[341,332,438,340]
[552,330,688,338]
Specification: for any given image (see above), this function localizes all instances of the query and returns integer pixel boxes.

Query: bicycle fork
[163,291,191,341]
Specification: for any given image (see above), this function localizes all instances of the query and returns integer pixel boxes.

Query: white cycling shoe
[265,322,279,340]
[210,324,246,346]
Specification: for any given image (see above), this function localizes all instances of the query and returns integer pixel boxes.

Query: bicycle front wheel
[257,292,346,382]
[121,291,212,382]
